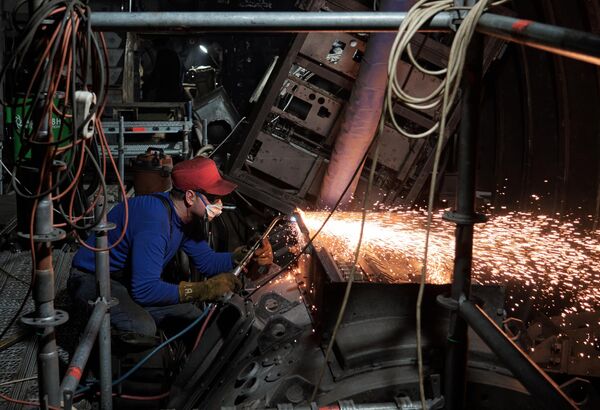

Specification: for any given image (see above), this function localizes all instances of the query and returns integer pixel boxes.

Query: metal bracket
[256,292,299,321]
[436,294,459,311]
[90,221,117,233]
[88,296,119,308]
[17,228,66,243]
[448,8,468,32]
[21,309,69,328]
[442,210,487,225]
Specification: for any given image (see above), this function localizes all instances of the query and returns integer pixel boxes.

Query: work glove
[178,273,242,303]
[233,239,273,266]
[254,238,273,266]
[233,246,248,265]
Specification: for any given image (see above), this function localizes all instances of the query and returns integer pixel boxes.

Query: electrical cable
[0,392,61,410]
[76,306,211,395]
[118,391,170,401]
[208,116,247,158]
[0,8,131,398]
[385,1,495,407]
[0,376,37,387]
[310,116,383,402]
[193,303,217,349]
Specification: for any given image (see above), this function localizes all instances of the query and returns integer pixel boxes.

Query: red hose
[193,305,217,350]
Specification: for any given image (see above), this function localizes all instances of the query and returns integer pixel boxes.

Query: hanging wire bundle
[384,0,503,407]
[1,0,128,237]
[0,2,129,391]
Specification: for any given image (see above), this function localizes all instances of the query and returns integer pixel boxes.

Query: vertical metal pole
[95,198,113,410]
[0,141,4,195]
[118,116,125,202]
[443,31,484,410]
[202,118,208,147]
[22,4,63,408]
[183,104,190,160]
[34,195,61,409]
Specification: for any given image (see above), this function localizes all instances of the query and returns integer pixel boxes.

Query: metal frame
[437,31,577,410]
[60,199,114,410]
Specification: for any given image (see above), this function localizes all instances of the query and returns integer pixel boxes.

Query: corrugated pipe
[318,0,414,208]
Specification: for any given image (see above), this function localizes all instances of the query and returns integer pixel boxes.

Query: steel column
[442,31,483,410]
[33,196,61,409]
[95,199,114,410]
[459,300,577,409]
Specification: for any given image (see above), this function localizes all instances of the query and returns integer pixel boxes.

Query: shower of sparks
[300,210,600,317]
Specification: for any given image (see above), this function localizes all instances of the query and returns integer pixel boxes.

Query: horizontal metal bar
[107,142,183,157]
[458,300,577,409]
[477,13,600,66]
[90,11,600,67]
[91,11,452,32]
[102,121,191,134]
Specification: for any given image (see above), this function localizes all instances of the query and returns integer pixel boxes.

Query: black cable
[10,2,107,206]
[56,144,107,231]
[246,132,380,299]
[10,3,81,198]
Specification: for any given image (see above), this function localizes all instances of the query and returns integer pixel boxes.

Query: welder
[67,157,273,337]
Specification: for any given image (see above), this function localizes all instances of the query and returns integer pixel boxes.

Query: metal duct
[318,0,414,208]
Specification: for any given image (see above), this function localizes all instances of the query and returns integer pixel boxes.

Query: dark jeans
[67,267,203,337]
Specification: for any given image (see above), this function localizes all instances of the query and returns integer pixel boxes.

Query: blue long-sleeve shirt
[72,192,234,306]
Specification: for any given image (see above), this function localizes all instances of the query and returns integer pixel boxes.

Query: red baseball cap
[171,157,237,196]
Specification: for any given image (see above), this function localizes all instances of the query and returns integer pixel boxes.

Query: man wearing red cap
[68,157,273,337]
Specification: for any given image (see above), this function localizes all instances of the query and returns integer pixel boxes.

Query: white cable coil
[385,0,495,408]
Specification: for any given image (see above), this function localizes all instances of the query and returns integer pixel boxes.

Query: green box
[4,98,73,160]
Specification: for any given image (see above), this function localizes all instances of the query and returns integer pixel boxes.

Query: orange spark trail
[301,210,600,317]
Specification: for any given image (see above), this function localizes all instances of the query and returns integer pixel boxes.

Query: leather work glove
[232,246,248,265]
[179,273,242,303]
[254,238,273,266]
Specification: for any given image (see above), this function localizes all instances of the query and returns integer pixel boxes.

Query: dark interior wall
[477,0,600,222]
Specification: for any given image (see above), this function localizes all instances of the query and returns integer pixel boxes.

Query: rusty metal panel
[395,60,443,117]
[369,125,411,172]
[272,77,343,137]
[299,33,365,79]
[248,131,319,189]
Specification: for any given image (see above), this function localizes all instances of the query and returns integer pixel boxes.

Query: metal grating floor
[0,245,78,409]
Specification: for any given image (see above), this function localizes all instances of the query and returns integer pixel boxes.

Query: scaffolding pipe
[459,300,577,409]
[60,302,107,395]
[442,29,483,410]
[118,116,125,202]
[89,12,600,66]
[95,198,113,410]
